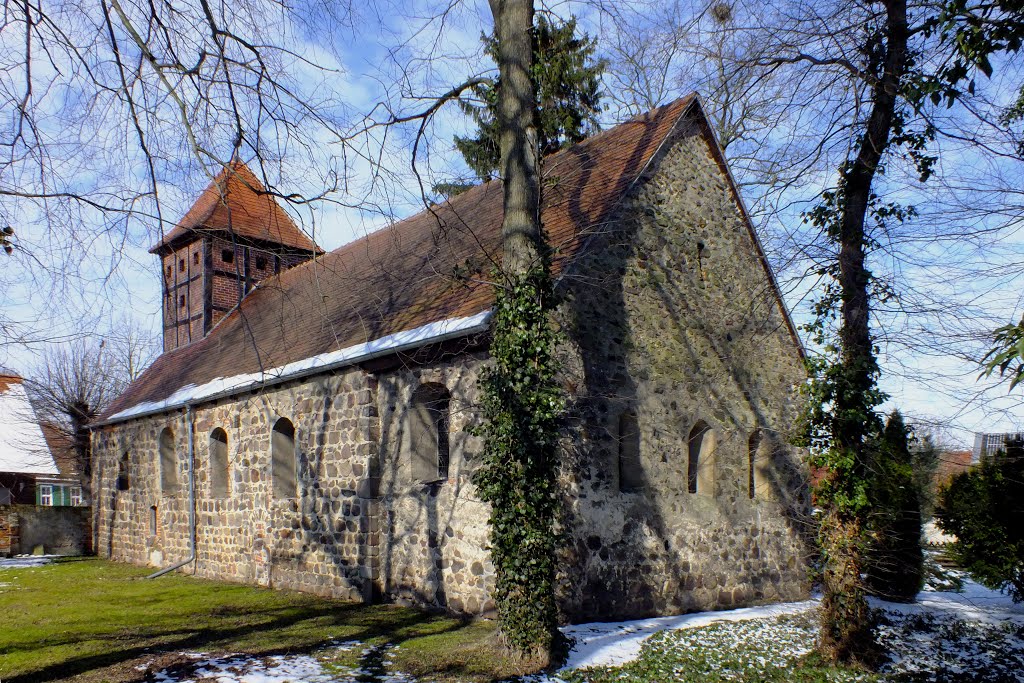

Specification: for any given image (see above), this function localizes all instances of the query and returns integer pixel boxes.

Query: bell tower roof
[151,160,321,255]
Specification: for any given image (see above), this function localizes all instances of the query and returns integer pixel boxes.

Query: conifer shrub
[864,411,924,602]
[936,437,1024,602]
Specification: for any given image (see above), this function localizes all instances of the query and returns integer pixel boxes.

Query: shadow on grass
[8,601,472,683]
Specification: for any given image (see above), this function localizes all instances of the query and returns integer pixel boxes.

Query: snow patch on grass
[557,599,818,669]
[143,578,1024,682]
[0,554,57,569]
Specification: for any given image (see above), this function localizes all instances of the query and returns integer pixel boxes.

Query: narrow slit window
[159,427,178,494]
[116,452,130,491]
[271,418,297,499]
[748,429,762,500]
[407,384,451,483]
[209,428,229,498]
[618,410,643,492]
[687,420,716,496]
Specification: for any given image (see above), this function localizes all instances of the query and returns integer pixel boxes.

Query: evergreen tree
[452,14,604,185]
[864,411,924,602]
[937,437,1024,602]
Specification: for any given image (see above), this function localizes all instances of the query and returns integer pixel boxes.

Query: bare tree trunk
[489,0,542,277]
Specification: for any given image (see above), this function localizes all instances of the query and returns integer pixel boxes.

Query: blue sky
[1,0,1022,446]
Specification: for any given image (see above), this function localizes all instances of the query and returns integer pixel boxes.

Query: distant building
[0,374,81,506]
[972,431,1024,463]
[934,449,973,488]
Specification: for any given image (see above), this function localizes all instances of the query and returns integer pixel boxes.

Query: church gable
[555,107,809,619]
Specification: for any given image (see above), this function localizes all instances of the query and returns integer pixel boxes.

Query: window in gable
[748,429,762,500]
[618,410,644,492]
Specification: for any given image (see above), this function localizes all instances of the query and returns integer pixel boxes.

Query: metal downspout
[147,403,197,579]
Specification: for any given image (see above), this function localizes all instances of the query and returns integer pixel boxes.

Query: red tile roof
[0,373,22,393]
[151,160,321,254]
[40,422,82,480]
[102,96,731,422]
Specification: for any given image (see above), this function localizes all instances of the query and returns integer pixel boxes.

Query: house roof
[0,374,61,476]
[40,422,82,481]
[99,94,799,425]
[151,160,322,254]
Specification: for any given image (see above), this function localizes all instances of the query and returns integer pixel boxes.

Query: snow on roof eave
[94,310,493,428]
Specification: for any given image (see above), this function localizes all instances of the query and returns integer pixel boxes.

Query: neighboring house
[933,449,973,489]
[40,423,88,506]
[92,96,812,622]
[972,431,1024,463]
[0,374,81,506]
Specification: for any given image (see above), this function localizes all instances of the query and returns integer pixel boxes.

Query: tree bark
[489,0,541,277]
[820,0,909,665]
[835,0,907,454]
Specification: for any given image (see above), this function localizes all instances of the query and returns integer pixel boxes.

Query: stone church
[92,95,811,621]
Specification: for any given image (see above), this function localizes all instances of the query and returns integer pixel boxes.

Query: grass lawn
[0,557,535,683]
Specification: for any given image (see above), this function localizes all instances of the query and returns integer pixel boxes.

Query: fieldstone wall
[92,356,496,613]
[554,110,811,621]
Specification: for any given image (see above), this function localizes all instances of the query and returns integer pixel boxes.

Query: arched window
[209,428,229,498]
[271,418,296,499]
[159,428,178,494]
[748,429,762,500]
[687,420,716,495]
[618,410,643,492]
[406,383,451,483]
[116,452,130,491]
[149,505,158,536]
